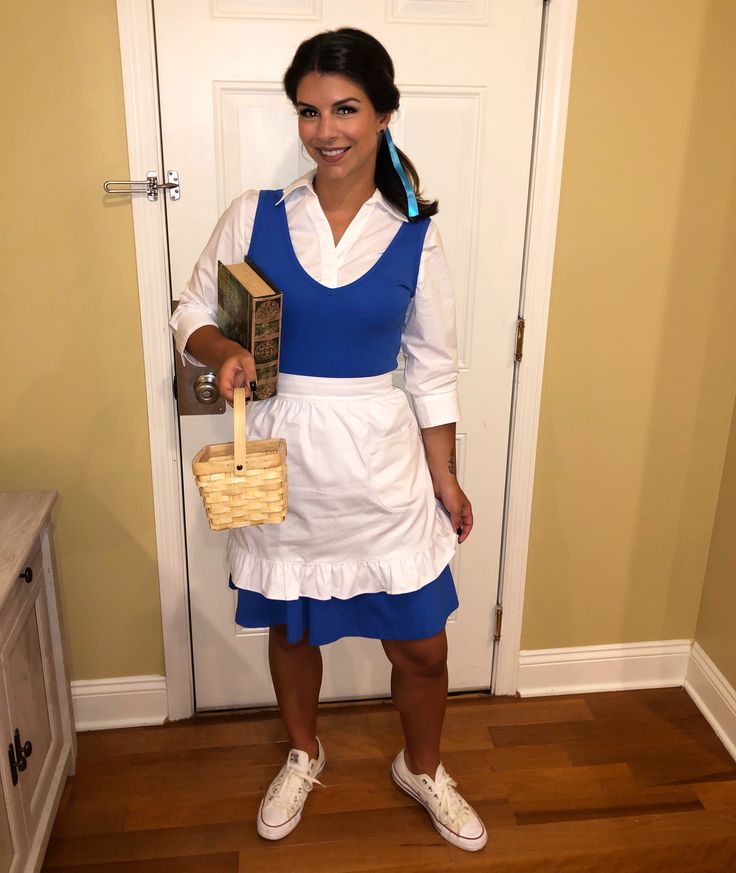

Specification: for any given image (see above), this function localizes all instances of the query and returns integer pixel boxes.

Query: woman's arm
[402,221,472,542]
[400,224,460,429]
[421,422,473,544]
[169,190,257,368]
[169,191,261,403]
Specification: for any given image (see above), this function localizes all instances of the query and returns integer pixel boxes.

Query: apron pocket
[366,422,425,512]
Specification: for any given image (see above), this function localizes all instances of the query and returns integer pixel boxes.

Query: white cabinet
[0,785,14,873]
[0,493,76,873]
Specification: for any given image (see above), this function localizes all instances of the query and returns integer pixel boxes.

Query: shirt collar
[275,171,408,223]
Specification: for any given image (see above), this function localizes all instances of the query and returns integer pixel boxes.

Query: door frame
[115,0,578,720]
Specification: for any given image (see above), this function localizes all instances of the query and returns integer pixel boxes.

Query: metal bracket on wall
[103,170,180,201]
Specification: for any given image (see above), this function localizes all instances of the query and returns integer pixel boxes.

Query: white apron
[226,372,456,601]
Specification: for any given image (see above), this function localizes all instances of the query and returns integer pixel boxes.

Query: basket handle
[233,387,247,472]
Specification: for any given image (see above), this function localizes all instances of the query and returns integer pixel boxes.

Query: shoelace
[426,768,473,827]
[268,761,324,812]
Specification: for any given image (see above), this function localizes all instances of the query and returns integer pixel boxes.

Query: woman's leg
[268,624,322,759]
[381,629,448,776]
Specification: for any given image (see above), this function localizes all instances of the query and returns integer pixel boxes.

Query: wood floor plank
[45,852,239,873]
[76,716,288,758]
[237,840,454,873]
[461,696,596,727]
[512,792,703,825]
[50,795,128,838]
[488,743,571,771]
[694,779,736,809]
[620,738,734,787]
[43,822,259,868]
[586,689,736,766]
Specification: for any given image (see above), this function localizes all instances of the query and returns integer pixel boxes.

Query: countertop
[0,491,57,604]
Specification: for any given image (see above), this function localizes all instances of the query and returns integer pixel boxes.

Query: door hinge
[494,604,503,641]
[515,318,525,362]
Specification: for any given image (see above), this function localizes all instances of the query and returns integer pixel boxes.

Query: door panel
[154,0,543,708]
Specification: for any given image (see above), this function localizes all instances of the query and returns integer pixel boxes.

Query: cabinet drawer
[0,542,42,642]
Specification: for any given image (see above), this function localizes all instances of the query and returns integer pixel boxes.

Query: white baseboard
[517,639,692,696]
[685,642,736,762]
[71,675,168,731]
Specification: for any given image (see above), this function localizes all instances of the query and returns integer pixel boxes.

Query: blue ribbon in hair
[384,127,419,219]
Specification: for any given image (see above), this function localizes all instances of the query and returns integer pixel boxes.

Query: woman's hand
[435,479,474,544]
[420,422,473,543]
[217,350,258,404]
[185,326,258,404]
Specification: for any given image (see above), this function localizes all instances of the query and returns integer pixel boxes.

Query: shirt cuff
[169,308,218,367]
[411,390,461,429]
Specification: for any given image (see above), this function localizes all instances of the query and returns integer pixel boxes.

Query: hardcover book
[217,258,283,401]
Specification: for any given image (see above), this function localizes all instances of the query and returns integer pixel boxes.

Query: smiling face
[296,71,390,193]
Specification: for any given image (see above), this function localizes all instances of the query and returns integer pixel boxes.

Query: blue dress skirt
[229,565,458,646]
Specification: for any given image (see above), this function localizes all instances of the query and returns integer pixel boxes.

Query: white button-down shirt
[169,172,460,428]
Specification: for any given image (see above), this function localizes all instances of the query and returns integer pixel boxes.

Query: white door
[155,0,544,710]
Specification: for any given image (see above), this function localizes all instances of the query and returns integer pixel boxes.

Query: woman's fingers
[454,497,474,544]
[439,483,474,544]
[217,352,258,402]
[457,502,473,543]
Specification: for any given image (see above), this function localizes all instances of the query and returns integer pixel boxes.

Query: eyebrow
[296,97,362,109]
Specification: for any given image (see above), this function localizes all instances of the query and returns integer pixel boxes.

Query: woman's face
[296,72,389,191]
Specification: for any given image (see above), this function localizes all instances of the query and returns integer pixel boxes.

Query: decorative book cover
[217,258,283,401]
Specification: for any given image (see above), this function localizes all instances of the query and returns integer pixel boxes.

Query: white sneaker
[257,738,326,840]
[392,750,487,852]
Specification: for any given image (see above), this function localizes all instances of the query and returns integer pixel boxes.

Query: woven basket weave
[192,387,287,531]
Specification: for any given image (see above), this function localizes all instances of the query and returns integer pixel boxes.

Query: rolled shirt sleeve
[401,221,461,428]
[168,191,258,366]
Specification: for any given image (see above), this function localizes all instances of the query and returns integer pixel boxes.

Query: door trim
[116,0,193,720]
[115,0,578,718]
[492,0,579,694]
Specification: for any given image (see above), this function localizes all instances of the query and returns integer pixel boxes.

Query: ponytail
[376,131,437,221]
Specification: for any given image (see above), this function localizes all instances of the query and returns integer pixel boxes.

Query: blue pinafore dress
[227,190,459,645]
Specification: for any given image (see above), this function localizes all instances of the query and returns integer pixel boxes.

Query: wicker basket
[192,387,287,531]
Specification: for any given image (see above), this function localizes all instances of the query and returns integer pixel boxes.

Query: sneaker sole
[257,754,326,841]
[391,761,487,852]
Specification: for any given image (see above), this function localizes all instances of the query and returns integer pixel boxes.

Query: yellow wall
[0,1,164,679]
[1,0,733,689]
[522,0,736,653]
[697,399,736,689]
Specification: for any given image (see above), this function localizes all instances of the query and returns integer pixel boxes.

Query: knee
[383,634,448,679]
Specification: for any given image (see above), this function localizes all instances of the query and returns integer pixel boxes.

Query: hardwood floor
[42,688,736,872]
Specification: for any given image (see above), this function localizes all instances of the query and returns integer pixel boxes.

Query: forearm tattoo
[448,447,457,476]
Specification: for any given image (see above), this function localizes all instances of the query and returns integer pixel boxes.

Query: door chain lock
[103,170,180,202]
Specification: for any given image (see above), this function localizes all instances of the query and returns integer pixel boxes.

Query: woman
[170,28,486,853]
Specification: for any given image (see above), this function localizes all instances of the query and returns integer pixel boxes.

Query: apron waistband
[276,372,394,400]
